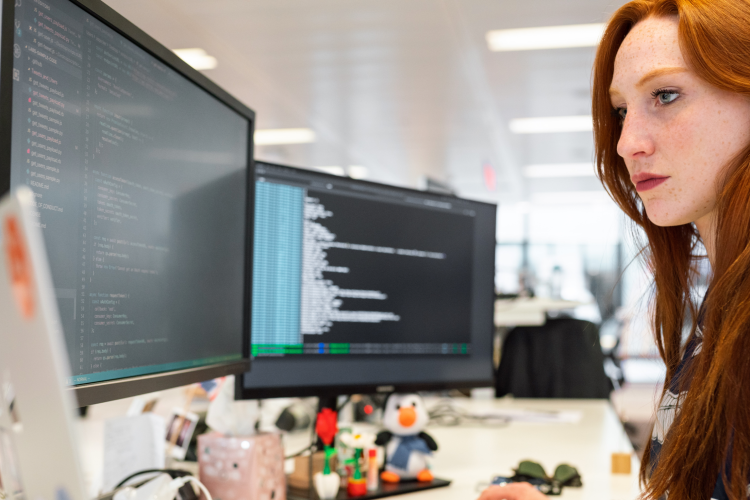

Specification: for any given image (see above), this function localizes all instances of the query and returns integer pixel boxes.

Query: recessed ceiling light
[172,48,218,70]
[486,23,605,52]
[523,163,596,178]
[348,166,369,179]
[509,115,592,134]
[254,128,316,146]
[315,166,346,176]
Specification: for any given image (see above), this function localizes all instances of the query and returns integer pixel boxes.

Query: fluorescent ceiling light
[348,166,369,179]
[486,23,605,52]
[509,115,593,134]
[315,166,346,176]
[255,128,316,146]
[524,163,596,178]
[530,190,611,205]
[172,48,218,70]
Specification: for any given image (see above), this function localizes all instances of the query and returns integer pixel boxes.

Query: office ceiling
[102,0,627,206]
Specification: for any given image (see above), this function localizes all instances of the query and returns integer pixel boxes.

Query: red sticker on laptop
[4,216,34,319]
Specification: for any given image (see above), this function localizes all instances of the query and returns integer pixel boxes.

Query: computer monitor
[0,0,255,406]
[237,161,496,399]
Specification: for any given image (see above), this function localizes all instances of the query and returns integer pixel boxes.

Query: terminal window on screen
[252,172,475,358]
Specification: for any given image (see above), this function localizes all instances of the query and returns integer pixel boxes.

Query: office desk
[374,398,639,500]
[82,395,639,500]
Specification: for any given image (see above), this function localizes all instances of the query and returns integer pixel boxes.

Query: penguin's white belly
[385,437,430,478]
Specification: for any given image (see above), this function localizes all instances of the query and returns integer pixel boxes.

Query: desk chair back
[496,317,612,399]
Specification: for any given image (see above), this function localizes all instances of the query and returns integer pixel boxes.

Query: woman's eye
[655,91,679,105]
[617,108,627,120]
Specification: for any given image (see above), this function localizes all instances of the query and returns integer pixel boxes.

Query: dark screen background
[305,190,473,345]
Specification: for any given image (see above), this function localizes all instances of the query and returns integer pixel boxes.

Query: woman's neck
[695,211,717,267]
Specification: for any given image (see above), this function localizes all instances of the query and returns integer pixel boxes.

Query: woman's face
[610,16,750,228]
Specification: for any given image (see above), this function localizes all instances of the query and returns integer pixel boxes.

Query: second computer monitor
[238,161,496,398]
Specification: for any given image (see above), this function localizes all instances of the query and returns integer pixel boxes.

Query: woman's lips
[636,176,669,192]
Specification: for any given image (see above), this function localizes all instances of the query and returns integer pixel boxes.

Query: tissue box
[198,432,286,500]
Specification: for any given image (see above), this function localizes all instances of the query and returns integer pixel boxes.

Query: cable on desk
[336,395,352,412]
[114,469,192,489]
[427,399,511,427]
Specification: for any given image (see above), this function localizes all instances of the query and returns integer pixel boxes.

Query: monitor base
[288,478,451,500]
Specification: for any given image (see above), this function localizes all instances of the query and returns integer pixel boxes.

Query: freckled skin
[610,17,750,247]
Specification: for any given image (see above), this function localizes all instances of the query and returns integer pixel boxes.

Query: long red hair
[593,1,750,499]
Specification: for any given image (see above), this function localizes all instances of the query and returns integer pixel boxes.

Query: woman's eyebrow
[636,67,687,88]
[609,67,687,99]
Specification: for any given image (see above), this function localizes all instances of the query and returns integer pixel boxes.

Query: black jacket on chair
[495,317,612,399]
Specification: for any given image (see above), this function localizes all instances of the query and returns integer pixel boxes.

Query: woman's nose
[616,110,655,160]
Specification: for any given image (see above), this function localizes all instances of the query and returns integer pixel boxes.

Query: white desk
[382,398,639,500]
[81,395,640,500]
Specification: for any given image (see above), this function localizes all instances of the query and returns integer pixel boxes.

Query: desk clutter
[92,390,629,500]
[87,390,453,500]
[48,385,640,500]
[0,371,641,500]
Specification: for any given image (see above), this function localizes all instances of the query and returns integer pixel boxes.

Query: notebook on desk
[0,187,88,500]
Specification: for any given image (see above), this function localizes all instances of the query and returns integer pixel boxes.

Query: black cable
[114,469,192,489]
[308,407,317,497]
[285,400,322,460]
[336,395,351,412]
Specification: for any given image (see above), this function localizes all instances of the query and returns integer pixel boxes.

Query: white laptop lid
[0,187,86,500]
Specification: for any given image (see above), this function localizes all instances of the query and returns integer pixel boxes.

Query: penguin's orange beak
[398,406,417,427]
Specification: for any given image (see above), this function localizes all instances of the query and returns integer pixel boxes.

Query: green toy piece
[323,446,336,475]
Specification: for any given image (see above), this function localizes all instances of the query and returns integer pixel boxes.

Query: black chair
[495,317,612,399]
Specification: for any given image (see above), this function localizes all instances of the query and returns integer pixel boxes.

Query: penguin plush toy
[375,393,438,483]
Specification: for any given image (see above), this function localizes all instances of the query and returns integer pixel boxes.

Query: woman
[479,1,750,499]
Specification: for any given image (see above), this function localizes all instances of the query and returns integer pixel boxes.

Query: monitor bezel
[237,160,497,400]
[0,0,255,406]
